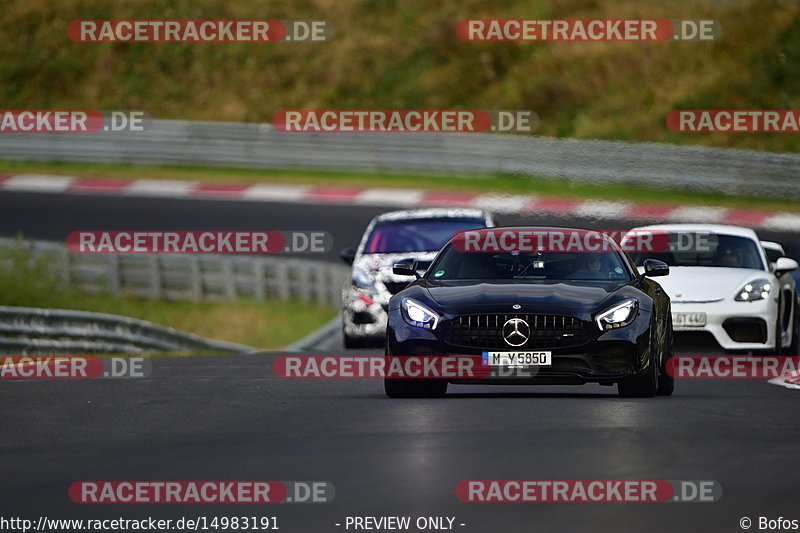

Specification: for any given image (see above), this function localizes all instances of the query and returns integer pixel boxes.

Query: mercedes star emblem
[512,304,521,310]
[502,318,530,347]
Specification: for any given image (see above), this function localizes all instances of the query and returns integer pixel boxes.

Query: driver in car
[717,248,741,268]
[584,255,602,271]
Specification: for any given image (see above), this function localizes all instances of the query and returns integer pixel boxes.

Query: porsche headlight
[351,267,376,290]
[735,279,772,301]
[595,299,638,331]
[402,298,439,330]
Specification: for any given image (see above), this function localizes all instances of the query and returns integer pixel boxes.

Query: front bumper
[342,285,390,340]
[671,297,777,351]
[386,320,652,385]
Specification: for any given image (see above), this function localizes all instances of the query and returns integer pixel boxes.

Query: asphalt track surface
[2,350,799,533]
[2,190,800,532]
[2,191,800,261]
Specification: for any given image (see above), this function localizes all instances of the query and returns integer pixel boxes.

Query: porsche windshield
[428,248,632,281]
[629,233,764,270]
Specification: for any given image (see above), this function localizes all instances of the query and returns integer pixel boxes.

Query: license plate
[482,351,552,367]
[673,312,706,327]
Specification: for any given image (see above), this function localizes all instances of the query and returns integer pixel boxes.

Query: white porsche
[623,224,799,354]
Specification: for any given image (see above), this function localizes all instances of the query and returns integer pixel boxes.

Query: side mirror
[643,258,670,277]
[393,259,419,278]
[415,260,433,274]
[775,257,799,275]
[340,247,356,265]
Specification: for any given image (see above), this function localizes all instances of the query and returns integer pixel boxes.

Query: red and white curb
[2,173,800,231]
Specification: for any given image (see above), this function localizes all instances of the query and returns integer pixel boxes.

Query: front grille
[384,281,411,295]
[443,314,593,350]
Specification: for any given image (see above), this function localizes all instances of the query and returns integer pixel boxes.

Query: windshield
[629,233,764,270]
[363,217,486,254]
[428,247,632,281]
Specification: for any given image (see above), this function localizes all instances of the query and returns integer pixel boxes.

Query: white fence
[1,238,349,308]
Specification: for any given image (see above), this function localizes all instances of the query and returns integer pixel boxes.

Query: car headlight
[401,298,439,330]
[735,279,772,301]
[595,299,638,331]
[351,267,376,290]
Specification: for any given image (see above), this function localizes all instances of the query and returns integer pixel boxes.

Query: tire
[384,344,447,397]
[384,378,447,398]
[618,359,657,398]
[618,324,659,398]
[785,298,800,356]
[774,316,784,356]
[657,314,675,396]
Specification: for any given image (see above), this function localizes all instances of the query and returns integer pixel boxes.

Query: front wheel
[618,359,657,398]
[774,316,784,355]
[785,299,800,356]
[657,314,675,396]
[618,325,659,398]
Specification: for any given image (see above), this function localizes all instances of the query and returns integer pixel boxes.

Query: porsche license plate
[673,312,706,327]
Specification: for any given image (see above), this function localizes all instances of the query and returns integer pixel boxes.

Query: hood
[652,266,769,302]
[421,279,630,316]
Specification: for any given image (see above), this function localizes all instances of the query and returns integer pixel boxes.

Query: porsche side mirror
[775,257,799,275]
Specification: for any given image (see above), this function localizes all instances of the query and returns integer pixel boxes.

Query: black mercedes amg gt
[385,227,674,398]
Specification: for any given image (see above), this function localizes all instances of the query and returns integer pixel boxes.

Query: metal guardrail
[0,238,349,308]
[0,305,254,355]
[1,119,799,199]
[0,238,349,354]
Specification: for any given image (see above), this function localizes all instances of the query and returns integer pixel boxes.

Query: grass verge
[3,0,799,152]
[0,241,336,350]
[1,159,799,213]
